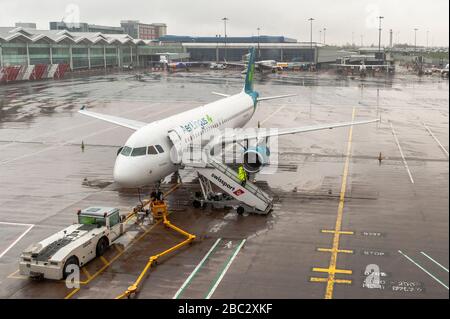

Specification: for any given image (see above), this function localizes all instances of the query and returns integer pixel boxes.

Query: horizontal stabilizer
[257,94,297,102]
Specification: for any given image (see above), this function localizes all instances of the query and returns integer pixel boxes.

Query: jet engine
[242,145,270,173]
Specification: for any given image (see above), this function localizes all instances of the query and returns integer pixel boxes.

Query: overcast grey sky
[1,0,448,46]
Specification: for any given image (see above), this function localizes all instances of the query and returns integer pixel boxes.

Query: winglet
[80,105,86,110]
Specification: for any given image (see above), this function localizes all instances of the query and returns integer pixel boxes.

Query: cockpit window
[147,146,158,155]
[131,147,146,157]
[120,146,132,156]
[155,145,164,153]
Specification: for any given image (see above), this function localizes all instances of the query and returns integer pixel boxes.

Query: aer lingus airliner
[79,47,378,189]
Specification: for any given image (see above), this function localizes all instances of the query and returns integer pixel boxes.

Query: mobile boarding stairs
[179,144,273,215]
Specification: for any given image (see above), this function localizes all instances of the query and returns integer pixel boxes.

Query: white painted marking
[398,250,448,290]
[206,239,246,299]
[173,238,222,299]
[0,221,34,227]
[390,122,414,184]
[421,252,449,272]
[422,123,449,158]
[208,220,228,233]
[0,223,35,259]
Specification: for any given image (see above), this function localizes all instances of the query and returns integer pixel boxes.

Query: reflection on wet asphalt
[0,69,435,124]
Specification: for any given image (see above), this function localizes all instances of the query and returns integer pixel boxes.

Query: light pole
[308,18,315,66]
[352,31,354,47]
[323,27,326,45]
[308,18,314,49]
[426,30,429,48]
[215,34,219,63]
[361,34,364,47]
[222,17,229,61]
[319,30,322,44]
[257,27,261,59]
[377,16,384,53]
[414,28,418,52]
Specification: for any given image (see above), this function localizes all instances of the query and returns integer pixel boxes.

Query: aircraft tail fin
[243,47,256,93]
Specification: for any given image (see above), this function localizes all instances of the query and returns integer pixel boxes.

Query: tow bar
[115,200,196,299]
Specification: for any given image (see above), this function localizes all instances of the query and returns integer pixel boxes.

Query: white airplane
[225,56,283,74]
[79,47,378,190]
[253,60,284,73]
[210,62,227,70]
[333,61,393,74]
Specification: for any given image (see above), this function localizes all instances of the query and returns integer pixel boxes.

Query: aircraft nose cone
[114,156,156,187]
[114,157,140,187]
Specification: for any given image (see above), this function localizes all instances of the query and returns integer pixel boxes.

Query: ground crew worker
[238,165,247,187]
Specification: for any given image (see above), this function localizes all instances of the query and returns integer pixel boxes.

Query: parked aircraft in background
[210,62,227,70]
[333,61,394,76]
[226,59,284,73]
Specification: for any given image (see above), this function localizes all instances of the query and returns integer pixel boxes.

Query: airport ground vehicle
[19,207,124,280]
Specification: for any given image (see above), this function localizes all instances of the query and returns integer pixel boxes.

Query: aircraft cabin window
[120,146,132,156]
[131,147,146,156]
[155,145,164,153]
[147,146,158,155]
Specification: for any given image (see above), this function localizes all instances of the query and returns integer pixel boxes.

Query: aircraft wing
[332,64,390,68]
[218,119,379,144]
[363,65,390,69]
[332,64,359,67]
[78,106,147,130]
[223,61,247,68]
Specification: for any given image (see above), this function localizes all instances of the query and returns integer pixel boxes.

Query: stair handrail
[200,144,272,204]
[208,157,272,204]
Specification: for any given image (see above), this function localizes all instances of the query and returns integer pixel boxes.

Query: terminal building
[159,35,327,63]
[184,42,317,63]
[49,21,167,39]
[0,26,164,70]
[158,35,297,43]
[0,26,345,76]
